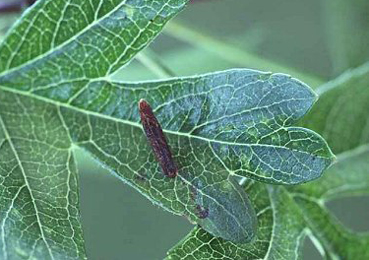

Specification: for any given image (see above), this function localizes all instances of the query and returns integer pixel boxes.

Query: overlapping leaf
[166,63,369,260]
[0,0,335,258]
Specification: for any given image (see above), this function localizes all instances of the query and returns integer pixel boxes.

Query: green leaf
[167,183,308,260]
[59,70,332,244]
[0,0,187,258]
[166,63,369,260]
[59,70,332,185]
[0,0,186,86]
[0,94,85,259]
[291,144,369,201]
[0,0,334,257]
[301,62,369,154]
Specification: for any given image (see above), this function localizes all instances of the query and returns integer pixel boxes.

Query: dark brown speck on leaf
[138,99,178,178]
[195,204,209,219]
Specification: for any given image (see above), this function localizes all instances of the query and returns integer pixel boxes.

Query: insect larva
[138,99,178,178]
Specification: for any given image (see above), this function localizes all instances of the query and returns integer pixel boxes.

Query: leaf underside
[0,0,337,259]
[0,0,188,258]
[166,63,369,260]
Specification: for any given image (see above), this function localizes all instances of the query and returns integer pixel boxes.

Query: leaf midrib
[0,85,329,162]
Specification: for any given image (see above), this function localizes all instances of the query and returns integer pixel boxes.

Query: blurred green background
[2,0,368,259]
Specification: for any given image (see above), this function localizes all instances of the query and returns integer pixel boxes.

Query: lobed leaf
[0,67,334,248]
[56,69,331,242]
[0,0,188,258]
[0,0,187,87]
[1,69,334,185]
[166,63,369,259]
[0,0,335,257]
